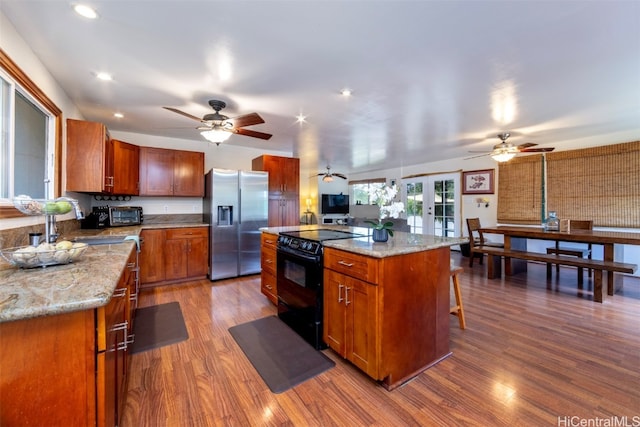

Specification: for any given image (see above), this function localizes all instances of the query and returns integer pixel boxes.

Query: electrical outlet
[163,205,168,213]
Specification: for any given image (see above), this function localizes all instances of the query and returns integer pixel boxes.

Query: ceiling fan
[317,166,347,182]
[163,100,272,145]
[465,133,555,162]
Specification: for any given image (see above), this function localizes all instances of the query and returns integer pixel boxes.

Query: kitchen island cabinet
[260,225,466,390]
[324,245,453,390]
[260,231,278,304]
[139,147,204,196]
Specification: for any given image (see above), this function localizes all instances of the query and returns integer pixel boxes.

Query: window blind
[546,141,640,227]
[497,155,543,224]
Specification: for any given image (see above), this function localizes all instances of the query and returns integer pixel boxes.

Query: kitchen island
[261,226,467,390]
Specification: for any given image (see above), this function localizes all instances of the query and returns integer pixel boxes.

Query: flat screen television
[321,194,349,214]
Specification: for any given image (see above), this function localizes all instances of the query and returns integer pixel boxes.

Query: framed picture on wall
[462,169,495,194]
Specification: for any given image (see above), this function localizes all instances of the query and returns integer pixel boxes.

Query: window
[350,178,386,205]
[0,49,62,218]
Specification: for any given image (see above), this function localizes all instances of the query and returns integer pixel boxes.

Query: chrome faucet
[45,197,85,243]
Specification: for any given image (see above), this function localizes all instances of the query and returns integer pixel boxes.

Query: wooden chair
[466,218,504,268]
[450,265,466,329]
[546,220,593,283]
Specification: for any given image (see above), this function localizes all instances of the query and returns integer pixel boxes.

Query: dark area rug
[131,302,189,354]
[228,316,335,393]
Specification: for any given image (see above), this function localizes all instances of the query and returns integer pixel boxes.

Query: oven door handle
[277,247,321,264]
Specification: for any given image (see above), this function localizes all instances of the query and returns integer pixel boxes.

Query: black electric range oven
[276,229,366,350]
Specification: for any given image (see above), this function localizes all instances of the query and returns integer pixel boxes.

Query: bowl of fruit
[13,195,74,216]
[0,240,88,268]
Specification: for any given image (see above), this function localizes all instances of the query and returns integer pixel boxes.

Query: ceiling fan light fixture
[322,175,334,182]
[491,149,517,162]
[201,128,232,145]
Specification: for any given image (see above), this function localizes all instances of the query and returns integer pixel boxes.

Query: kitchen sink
[71,235,140,250]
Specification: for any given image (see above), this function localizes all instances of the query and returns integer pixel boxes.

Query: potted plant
[365,184,405,242]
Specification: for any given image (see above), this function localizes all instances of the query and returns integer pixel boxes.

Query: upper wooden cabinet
[252,155,299,196]
[253,155,300,226]
[66,119,139,195]
[139,147,204,197]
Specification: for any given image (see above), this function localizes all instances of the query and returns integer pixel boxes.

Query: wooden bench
[471,246,637,303]
[546,247,592,283]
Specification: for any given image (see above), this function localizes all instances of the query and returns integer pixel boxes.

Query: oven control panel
[277,235,322,256]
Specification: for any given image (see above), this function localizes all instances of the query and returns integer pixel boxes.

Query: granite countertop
[261,225,468,258]
[0,239,136,323]
[0,222,209,323]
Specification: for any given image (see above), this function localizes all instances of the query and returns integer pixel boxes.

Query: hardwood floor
[121,253,640,426]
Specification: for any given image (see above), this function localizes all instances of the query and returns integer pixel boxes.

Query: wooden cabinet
[139,228,166,285]
[253,155,300,226]
[66,119,139,195]
[164,227,209,281]
[323,246,452,390]
[140,227,209,288]
[139,147,204,196]
[260,232,278,304]
[324,255,379,378]
[0,248,135,427]
[111,139,140,195]
[267,198,300,227]
[252,155,299,196]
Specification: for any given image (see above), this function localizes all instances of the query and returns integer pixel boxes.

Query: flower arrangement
[365,184,405,236]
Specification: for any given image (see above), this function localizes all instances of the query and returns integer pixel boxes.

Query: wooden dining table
[479,225,640,297]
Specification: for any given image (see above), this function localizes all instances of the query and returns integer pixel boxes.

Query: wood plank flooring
[121,253,640,426]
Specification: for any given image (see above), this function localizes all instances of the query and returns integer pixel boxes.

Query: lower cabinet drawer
[324,248,378,284]
[165,227,208,240]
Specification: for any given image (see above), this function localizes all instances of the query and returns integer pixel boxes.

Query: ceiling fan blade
[233,128,272,140]
[163,107,204,122]
[520,147,555,153]
[464,153,492,160]
[517,142,538,150]
[334,173,347,179]
[229,113,265,128]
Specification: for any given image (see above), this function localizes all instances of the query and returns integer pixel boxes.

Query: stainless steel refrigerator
[203,169,268,280]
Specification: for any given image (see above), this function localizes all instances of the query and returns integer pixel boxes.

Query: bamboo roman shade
[497,155,542,224]
[497,141,640,227]
[546,141,640,227]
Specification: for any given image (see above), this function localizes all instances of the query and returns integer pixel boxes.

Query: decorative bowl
[0,242,88,268]
[12,196,73,216]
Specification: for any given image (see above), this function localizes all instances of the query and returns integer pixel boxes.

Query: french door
[403,173,460,236]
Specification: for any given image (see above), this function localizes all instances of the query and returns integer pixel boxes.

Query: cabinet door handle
[345,287,351,305]
[338,284,344,303]
[265,284,273,290]
[338,260,354,267]
[113,287,127,298]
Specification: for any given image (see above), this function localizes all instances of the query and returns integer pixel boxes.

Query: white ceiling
[2,1,639,175]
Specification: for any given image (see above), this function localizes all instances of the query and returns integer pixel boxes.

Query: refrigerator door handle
[238,188,242,224]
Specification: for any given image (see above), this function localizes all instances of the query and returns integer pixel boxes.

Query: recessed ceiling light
[295,114,307,123]
[96,72,112,81]
[340,88,352,97]
[73,4,98,19]
[113,112,124,118]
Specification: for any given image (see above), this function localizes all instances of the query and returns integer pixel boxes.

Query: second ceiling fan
[466,133,554,162]
[317,166,347,182]
[163,100,272,145]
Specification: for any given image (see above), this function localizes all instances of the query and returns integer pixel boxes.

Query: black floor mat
[131,302,189,354]
[228,316,335,393]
